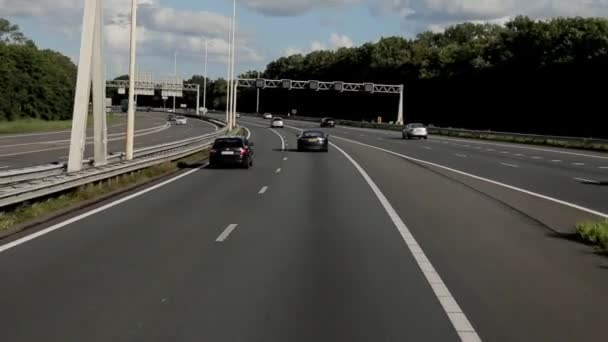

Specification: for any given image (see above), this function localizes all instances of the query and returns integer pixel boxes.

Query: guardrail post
[68,0,98,173]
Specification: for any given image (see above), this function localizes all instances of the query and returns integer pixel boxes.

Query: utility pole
[225,12,233,127]
[125,0,137,160]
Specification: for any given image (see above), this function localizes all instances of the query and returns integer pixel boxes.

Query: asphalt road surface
[0,112,218,169]
[258,116,608,215]
[0,117,607,341]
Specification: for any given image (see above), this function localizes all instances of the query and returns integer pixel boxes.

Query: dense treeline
[236,16,608,138]
[0,19,77,121]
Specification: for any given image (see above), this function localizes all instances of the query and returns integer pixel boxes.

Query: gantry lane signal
[255,78,265,89]
[364,83,374,93]
[334,82,344,92]
[282,79,292,89]
[309,80,319,91]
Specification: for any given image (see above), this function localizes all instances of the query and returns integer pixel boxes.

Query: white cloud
[285,33,355,56]
[0,0,263,67]
[372,0,608,30]
[329,33,354,48]
[239,0,360,16]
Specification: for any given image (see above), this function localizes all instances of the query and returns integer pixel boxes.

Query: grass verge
[575,220,608,253]
[0,125,246,236]
[0,114,119,135]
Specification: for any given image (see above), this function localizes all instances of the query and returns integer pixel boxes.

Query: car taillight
[240,148,248,156]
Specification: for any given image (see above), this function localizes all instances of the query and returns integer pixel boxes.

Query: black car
[209,136,254,169]
[320,117,336,128]
[297,130,329,152]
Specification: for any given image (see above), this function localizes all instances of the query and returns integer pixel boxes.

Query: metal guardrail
[0,118,229,208]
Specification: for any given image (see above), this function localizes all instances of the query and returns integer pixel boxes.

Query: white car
[263,113,273,119]
[402,123,428,139]
[271,117,284,128]
[175,116,188,125]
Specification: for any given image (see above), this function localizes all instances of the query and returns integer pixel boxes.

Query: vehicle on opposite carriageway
[263,113,273,119]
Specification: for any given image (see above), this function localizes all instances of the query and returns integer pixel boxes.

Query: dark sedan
[297,130,329,152]
[320,117,336,128]
[209,136,254,169]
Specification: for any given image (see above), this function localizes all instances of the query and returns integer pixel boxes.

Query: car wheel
[424,136,428,140]
[242,158,250,169]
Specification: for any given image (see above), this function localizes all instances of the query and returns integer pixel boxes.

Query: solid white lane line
[599,166,608,169]
[216,224,238,242]
[240,120,285,150]
[572,163,585,166]
[330,142,481,342]
[269,128,286,151]
[500,163,519,168]
[258,186,268,194]
[0,166,10,169]
[455,154,467,158]
[244,127,252,139]
[0,164,208,254]
[333,136,608,219]
[432,136,608,160]
[574,177,600,184]
[275,168,282,174]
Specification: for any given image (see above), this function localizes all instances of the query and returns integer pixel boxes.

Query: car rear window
[213,139,243,148]
[302,131,324,137]
[273,117,282,121]
[410,124,424,128]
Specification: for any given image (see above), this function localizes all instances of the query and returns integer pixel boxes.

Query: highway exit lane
[0,122,459,341]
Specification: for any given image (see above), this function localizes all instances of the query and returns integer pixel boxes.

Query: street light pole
[225,19,233,126]
[256,71,260,113]
[203,38,208,112]
[173,51,177,113]
[230,0,237,129]
[125,0,137,160]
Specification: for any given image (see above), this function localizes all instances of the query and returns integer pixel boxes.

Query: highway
[0,117,607,341]
[0,112,218,169]
[264,116,608,216]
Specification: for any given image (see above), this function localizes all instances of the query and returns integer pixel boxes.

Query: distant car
[271,117,284,128]
[209,136,254,169]
[263,113,273,119]
[297,130,329,152]
[175,116,188,125]
[402,123,428,139]
[320,117,336,128]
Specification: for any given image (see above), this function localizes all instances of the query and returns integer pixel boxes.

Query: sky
[1,0,607,80]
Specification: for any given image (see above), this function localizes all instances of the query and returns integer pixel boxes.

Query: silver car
[402,123,428,139]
